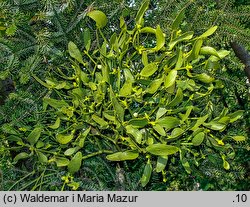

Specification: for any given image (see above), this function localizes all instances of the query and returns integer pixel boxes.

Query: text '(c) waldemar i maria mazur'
[19,193,139,203]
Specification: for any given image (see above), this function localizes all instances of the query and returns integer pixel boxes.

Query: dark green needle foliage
[0,0,249,190]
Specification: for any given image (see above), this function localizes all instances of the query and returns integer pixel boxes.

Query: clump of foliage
[2,0,247,190]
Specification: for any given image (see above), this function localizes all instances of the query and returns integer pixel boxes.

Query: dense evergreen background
[0,0,249,190]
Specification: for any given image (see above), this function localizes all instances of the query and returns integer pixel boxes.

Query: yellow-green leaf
[88,82,97,90]
[155,25,165,51]
[194,73,214,83]
[37,151,48,163]
[228,110,244,123]
[217,50,230,59]
[191,114,209,131]
[155,156,168,173]
[232,136,246,142]
[181,158,191,174]
[92,114,108,128]
[119,79,132,96]
[84,28,91,51]
[68,41,84,64]
[110,86,124,122]
[135,0,150,25]
[120,16,127,30]
[146,144,179,156]
[49,117,60,129]
[200,46,220,58]
[156,108,167,120]
[140,27,156,34]
[128,118,148,128]
[106,150,139,161]
[142,51,148,66]
[221,155,230,170]
[61,106,74,118]
[156,116,180,130]
[175,48,183,69]
[87,10,107,29]
[68,152,82,174]
[217,116,230,124]
[13,152,29,163]
[145,77,163,94]
[180,105,193,123]
[125,125,142,144]
[80,71,89,83]
[169,128,184,139]
[55,157,70,167]
[54,81,67,89]
[33,74,52,89]
[43,97,69,109]
[153,124,166,136]
[78,127,91,148]
[36,141,44,149]
[164,70,177,89]
[140,161,152,187]
[198,26,218,39]
[27,127,42,145]
[169,31,193,50]
[140,62,158,77]
[64,147,79,156]
[223,159,230,170]
[168,88,183,107]
[192,132,205,146]
[187,39,203,61]
[203,121,226,131]
[103,112,115,122]
[118,32,127,49]
[56,132,74,145]
[172,7,185,30]
[209,50,230,62]
[124,68,135,83]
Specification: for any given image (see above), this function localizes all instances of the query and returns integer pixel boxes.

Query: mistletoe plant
[5,0,246,188]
